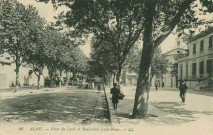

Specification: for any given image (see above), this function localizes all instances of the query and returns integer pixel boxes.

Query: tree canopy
[0,0,89,90]
[18,0,213,116]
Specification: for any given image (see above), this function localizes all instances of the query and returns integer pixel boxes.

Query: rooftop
[0,56,12,64]
[189,27,213,43]
[163,47,187,55]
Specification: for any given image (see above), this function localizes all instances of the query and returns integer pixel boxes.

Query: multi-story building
[160,48,188,88]
[177,27,213,90]
[151,36,189,88]
[121,36,189,88]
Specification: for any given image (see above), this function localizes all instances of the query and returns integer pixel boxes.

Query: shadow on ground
[0,90,109,124]
[114,99,213,125]
[145,102,200,125]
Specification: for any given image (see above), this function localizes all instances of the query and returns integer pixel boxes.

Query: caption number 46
[19,127,24,131]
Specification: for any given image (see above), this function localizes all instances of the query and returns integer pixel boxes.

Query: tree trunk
[59,70,62,87]
[116,65,122,86]
[132,1,156,118]
[113,73,116,84]
[15,63,20,92]
[150,70,155,82]
[65,72,69,86]
[37,73,41,90]
[14,55,20,92]
[108,75,111,88]
[49,67,54,88]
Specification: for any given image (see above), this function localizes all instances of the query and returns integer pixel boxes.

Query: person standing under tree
[110,83,120,110]
[98,83,101,91]
[155,80,158,91]
[91,81,94,89]
[179,79,188,103]
[162,82,165,88]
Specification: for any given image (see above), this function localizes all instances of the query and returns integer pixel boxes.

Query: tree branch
[32,64,39,77]
[154,0,195,48]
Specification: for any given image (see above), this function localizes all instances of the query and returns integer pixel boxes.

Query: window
[199,61,204,75]
[207,59,213,73]
[192,63,196,77]
[193,43,196,54]
[28,70,33,79]
[209,35,213,48]
[200,40,204,52]
[186,65,188,78]
[180,66,183,77]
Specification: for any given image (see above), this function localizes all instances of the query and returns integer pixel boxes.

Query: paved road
[107,86,213,134]
[0,86,109,125]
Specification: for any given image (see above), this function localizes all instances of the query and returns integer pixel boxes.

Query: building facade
[151,48,188,88]
[151,36,189,88]
[0,53,49,89]
[177,27,213,90]
[122,70,137,86]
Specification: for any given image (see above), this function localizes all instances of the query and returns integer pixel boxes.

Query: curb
[103,87,111,124]
[104,88,120,126]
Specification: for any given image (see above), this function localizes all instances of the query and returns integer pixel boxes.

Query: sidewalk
[105,88,142,127]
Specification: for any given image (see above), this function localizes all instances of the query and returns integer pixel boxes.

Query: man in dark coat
[110,83,120,110]
[179,79,188,103]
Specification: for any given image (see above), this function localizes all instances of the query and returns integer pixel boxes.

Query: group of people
[110,79,188,111]
[85,81,102,91]
[44,77,64,87]
[154,80,165,91]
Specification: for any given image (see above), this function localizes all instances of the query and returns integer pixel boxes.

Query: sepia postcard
[0,0,213,135]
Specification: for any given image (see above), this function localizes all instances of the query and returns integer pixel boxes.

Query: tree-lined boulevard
[34,0,212,118]
[0,0,213,133]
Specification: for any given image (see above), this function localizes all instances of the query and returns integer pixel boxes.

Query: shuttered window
[209,36,213,48]
[199,61,204,74]
[207,59,213,73]
[192,63,196,76]
[193,43,196,54]
[186,65,188,78]
[200,40,204,52]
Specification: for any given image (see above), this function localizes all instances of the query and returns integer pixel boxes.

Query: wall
[0,62,48,88]
[178,30,213,89]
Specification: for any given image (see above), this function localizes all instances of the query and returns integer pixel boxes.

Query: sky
[18,0,182,57]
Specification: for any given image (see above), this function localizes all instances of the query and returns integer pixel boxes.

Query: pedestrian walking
[98,83,101,91]
[85,82,89,89]
[162,82,165,88]
[91,81,94,89]
[155,81,158,91]
[110,83,120,110]
[179,79,188,103]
